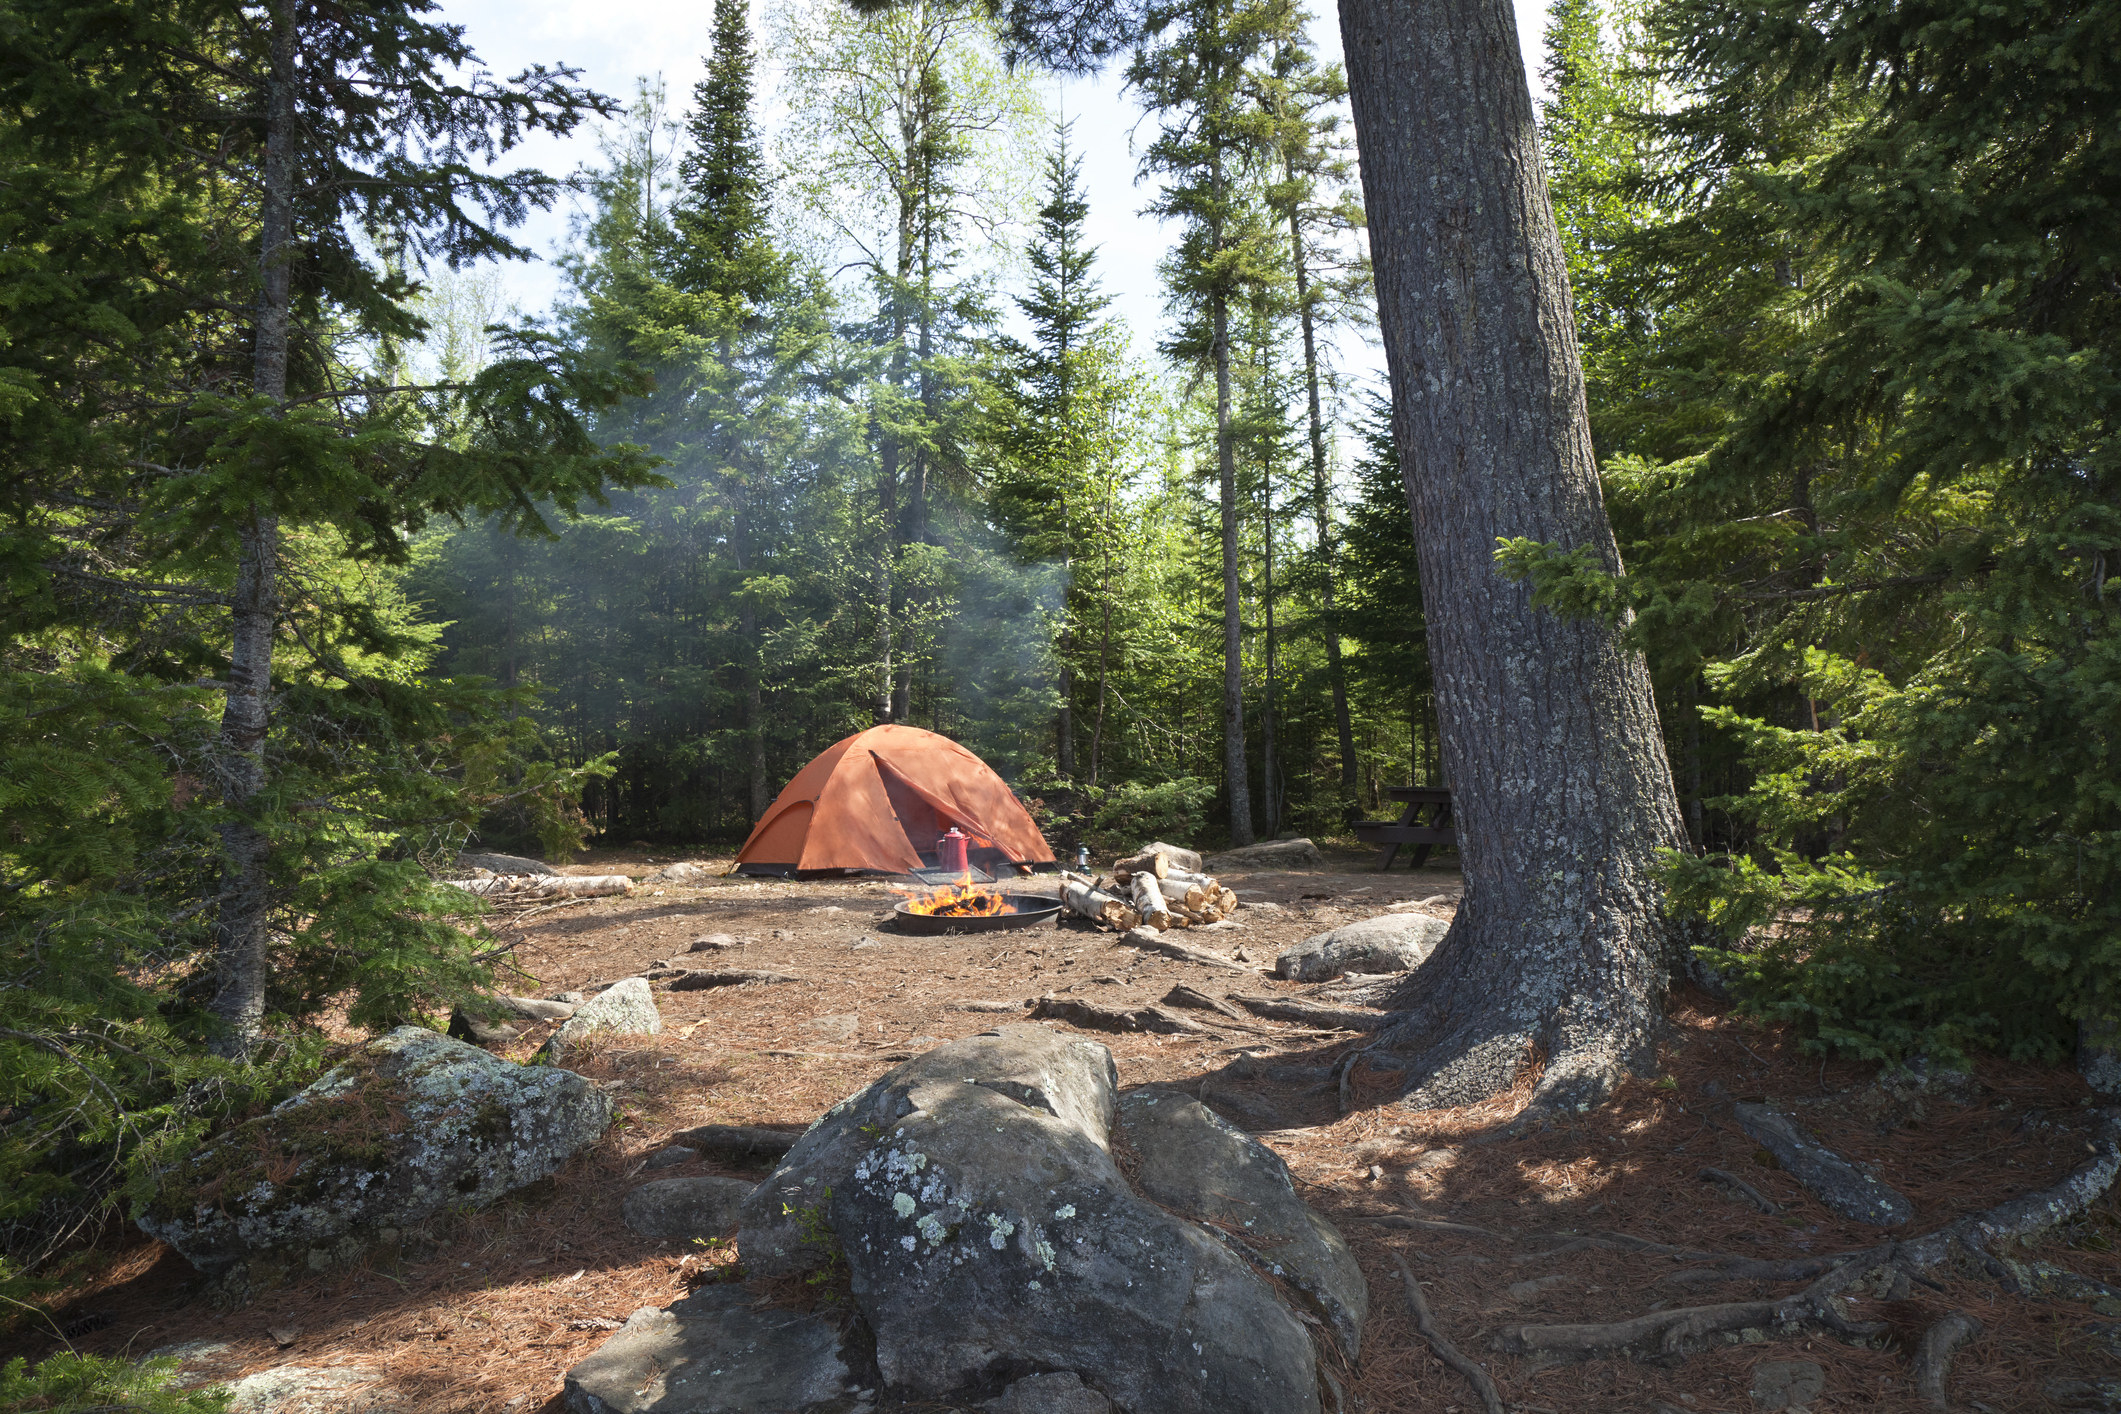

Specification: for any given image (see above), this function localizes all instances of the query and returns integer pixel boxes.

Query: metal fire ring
[890,894,1062,936]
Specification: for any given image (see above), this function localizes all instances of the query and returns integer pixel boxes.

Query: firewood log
[1218,888,1239,912]
[1062,879,1122,924]
[1130,873,1173,930]
[1111,849,1170,882]
[1154,878,1209,909]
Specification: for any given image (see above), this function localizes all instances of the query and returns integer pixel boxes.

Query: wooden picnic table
[1351,786,1455,871]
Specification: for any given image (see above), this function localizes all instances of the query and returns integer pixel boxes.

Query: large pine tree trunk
[1338,0,1691,1112]
[209,1,296,1057]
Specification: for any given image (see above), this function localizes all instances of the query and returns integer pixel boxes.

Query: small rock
[542,977,662,1059]
[1749,1358,1825,1411]
[225,1364,397,1413]
[642,1145,698,1171]
[620,1176,756,1242]
[983,1371,1113,1414]
[851,937,882,951]
[562,1286,856,1413]
[1275,913,1450,983]
[689,934,746,952]
[1203,837,1324,872]
[1733,1103,1911,1227]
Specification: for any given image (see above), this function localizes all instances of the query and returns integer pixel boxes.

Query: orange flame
[899,877,1012,917]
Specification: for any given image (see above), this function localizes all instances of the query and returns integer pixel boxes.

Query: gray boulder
[1733,1103,1911,1227]
[1275,913,1450,983]
[138,1028,610,1277]
[622,1176,755,1242]
[563,1286,866,1413]
[1115,1090,1368,1357]
[1203,838,1323,872]
[984,1372,1112,1413]
[543,977,662,1059]
[741,1026,1322,1414]
[456,851,554,876]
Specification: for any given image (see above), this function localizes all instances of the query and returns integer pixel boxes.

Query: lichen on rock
[138,1027,612,1278]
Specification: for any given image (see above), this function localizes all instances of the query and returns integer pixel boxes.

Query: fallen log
[1061,877,1128,929]
[448,873,634,900]
[668,1123,803,1165]
[1226,992,1392,1031]
[1111,850,1170,881]
[1118,927,1255,972]
[666,969,801,990]
[1029,998,1206,1035]
[1155,878,1209,909]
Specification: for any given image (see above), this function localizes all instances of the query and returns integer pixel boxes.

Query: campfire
[898,878,1014,917]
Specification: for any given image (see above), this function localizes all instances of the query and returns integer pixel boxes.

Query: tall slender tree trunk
[209,1,296,1058]
[1338,0,1691,1112]
[1261,470,1280,840]
[1211,256,1253,843]
[1288,196,1358,813]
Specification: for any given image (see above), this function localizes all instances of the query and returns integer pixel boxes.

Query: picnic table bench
[1351,786,1455,871]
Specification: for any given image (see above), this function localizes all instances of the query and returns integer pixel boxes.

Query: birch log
[449,874,633,901]
[1131,873,1174,930]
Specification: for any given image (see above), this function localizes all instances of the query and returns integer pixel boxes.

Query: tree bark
[209,0,297,1057]
[1212,275,1253,846]
[1288,197,1359,813]
[1338,0,1691,1112]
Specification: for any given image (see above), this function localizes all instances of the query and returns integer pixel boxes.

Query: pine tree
[1261,30,1368,819]
[1514,0,2121,1063]
[987,125,1130,784]
[1130,0,1298,845]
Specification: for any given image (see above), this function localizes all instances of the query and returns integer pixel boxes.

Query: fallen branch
[1226,992,1390,1031]
[1395,1254,1505,1414]
[448,873,633,900]
[1913,1312,1982,1411]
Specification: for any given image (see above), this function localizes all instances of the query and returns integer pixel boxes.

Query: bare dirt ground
[17,846,2121,1412]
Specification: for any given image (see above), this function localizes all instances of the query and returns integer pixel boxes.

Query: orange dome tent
[734,725,1056,877]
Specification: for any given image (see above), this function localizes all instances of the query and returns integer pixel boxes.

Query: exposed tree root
[1227,993,1391,1031]
[1394,1254,1505,1414]
[1494,1116,2120,1364]
[1698,1165,1781,1214]
[1913,1311,1983,1411]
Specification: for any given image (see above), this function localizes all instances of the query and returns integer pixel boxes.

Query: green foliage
[1522,0,2121,1059]
[0,1352,229,1413]
[1089,777,1216,852]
